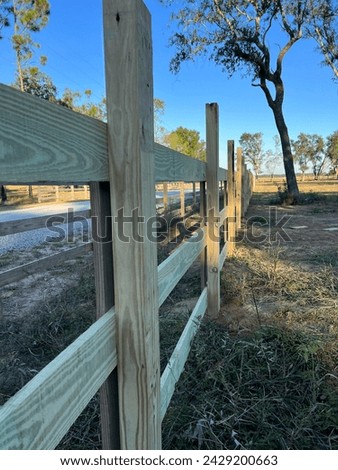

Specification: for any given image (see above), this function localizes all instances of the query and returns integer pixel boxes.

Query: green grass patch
[162,322,338,450]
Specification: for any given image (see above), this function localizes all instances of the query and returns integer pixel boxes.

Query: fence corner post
[206,103,220,317]
[103,0,161,450]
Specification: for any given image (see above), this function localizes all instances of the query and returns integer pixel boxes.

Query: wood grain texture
[160,288,208,420]
[103,0,161,449]
[158,228,206,307]
[0,210,90,236]
[0,243,92,287]
[0,309,117,449]
[236,147,243,229]
[180,182,185,217]
[154,143,206,182]
[0,84,227,185]
[227,141,236,256]
[206,104,220,317]
[0,84,108,184]
[163,183,168,210]
[90,182,120,450]
[199,181,207,289]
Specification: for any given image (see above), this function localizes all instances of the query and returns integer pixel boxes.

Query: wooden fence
[0,0,253,450]
[0,209,91,287]
[4,185,90,204]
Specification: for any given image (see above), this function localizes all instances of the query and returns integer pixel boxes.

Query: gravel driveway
[0,201,91,255]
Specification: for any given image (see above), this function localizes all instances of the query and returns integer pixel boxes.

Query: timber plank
[160,288,208,420]
[0,309,117,449]
[0,85,226,185]
[103,0,161,449]
[206,104,220,317]
[158,228,206,307]
[0,84,108,184]
[90,182,120,449]
[0,243,92,287]
[0,210,90,236]
[154,143,206,182]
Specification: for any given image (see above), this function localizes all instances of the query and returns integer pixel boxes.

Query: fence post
[206,103,220,317]
[180,181,185,218]
[227,141,236,256]
[90,182,120,450]
[236,147,243,229]
[163,182,168,211]
[199,181,207,289]
[103,0,161,449]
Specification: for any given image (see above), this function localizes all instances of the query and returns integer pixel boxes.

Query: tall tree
[239,132,264,177]
[292,133,326,179]
[2,0,50,90]
[164,126,206,160]
[161,0,337,200]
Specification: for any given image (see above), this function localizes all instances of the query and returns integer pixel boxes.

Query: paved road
[0,201,91,255]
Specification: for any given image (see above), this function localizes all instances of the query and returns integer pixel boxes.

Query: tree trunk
[271,105,299,201]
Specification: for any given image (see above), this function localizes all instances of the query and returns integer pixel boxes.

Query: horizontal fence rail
[0,84,227,185]
[0,243,92,288]
[0,209,90,236]
[0,309,117,449]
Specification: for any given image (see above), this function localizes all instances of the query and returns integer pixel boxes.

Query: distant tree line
[239,130,338,180]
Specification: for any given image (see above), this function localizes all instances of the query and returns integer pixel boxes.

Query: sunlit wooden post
[206,103,220,317]
[180,181,185,217]
[163,182,168,211]
[199,181,207,289]
[236,147,243,229]
[103,0,161,449]
[227,140,236,256]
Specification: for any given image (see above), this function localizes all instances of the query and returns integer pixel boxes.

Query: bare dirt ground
[220,184,338,373]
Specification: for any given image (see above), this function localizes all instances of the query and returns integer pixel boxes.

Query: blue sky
[1,0,337,170]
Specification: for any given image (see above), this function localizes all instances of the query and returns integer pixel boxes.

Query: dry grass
[162,190,338,450]
[1,191,337,449]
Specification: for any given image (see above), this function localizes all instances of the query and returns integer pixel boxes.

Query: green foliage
[292,133,326,179]
[0,5,10,40]
[164,126,206,160]
[327,130,338,173]
[239,132,264,177]
[59,88,107,121]
[16,65,57,100]
[162,322,338,450]
[305,0,338,81]
[161,0,310,199]
[0,0,50,89]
